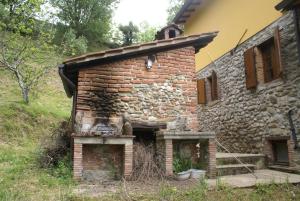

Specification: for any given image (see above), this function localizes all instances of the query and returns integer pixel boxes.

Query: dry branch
[129,143,165,182]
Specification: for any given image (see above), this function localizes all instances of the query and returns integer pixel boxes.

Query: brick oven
[59,30,218,180]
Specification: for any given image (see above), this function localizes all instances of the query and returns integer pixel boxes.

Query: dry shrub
[39,120,72,168]
[129,143,165,182]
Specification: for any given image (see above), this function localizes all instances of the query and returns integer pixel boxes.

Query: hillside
[0,68,74,201]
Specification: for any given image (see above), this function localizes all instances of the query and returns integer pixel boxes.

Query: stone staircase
[216,153,266,176]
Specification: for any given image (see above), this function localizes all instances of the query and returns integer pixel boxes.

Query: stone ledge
[74,135,135,145]
[156,131,215,140]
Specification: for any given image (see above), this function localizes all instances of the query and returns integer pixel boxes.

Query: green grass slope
[0,69,74,201]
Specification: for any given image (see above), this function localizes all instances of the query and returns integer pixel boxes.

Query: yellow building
[174,0,283,70]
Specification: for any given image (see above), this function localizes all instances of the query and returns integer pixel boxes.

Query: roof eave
[275,0,300,11]
[173,0,202,24]
[63,32,218,69]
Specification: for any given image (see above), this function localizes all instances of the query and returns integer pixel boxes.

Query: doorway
[272,140,289,165]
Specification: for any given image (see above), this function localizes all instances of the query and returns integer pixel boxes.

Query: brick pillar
[73,143,83,180]
[287,139,295,166]
[165,139,173,176]
[208,139,216,178]
[124,144,133,178]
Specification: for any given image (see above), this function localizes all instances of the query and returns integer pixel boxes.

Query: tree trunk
[21,87,29,104]
[14,70,30,104]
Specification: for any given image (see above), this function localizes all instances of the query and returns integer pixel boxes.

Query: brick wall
[75,47,198,134]
[82,144,123,172]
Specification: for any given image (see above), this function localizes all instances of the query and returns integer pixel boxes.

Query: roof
[275,0,300,11]
[63,32,218,66]
[173,0,202,24]
[60,32,218,98]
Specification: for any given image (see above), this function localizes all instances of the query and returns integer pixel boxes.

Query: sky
[113,0,170,27]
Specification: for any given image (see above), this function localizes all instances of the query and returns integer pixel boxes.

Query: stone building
[59,30,218,180]
[174,0,300,172]
[60,0,300,181]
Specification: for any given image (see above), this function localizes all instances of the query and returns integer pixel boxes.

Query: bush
[62,29,88,56]
[38,121,72,168]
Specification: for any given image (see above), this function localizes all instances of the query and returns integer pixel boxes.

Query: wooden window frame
[259,38,276,83]
[197,70,218,105]
[244,26,282,89]
[197,79,206,104]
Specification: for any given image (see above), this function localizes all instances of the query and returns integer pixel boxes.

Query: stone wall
[196,12,300,168]
[75,47,198,134]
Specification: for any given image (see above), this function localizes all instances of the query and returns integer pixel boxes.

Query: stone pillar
[208,139,216,178]
[73,142,83,180]
[165,139,173,176]
[124,144,133,178]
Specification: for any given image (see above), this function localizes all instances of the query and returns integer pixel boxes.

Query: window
[169,29,176,38]
[244,27,282,89]
[197,70,218,104]
[259,39,276,83]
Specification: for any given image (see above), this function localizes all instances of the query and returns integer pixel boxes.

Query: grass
[0,68,74,201]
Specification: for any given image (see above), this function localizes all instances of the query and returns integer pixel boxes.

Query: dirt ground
[73,178,200,198]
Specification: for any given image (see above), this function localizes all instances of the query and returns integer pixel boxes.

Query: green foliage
[51,0,118,47]
[0,0,60,104]
[136,22,159,43]
[159,183,178,200]
[183,180,208,201]
[110,22,158,47]
[0,0,44,34]
[62,29,88,56]
[119,21,139,46]
[167,0,185,23]
[49,155,73,182]
[173,154,192,173]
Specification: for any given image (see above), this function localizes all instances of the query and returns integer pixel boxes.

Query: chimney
[155,23,183,40]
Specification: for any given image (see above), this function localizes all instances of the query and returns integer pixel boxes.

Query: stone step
[217,164,256,176]
[268,165,300,174]
[216,152,265,169]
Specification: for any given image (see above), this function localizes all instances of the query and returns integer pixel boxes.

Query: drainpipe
[58,64,75,98]
[58,64,77,130]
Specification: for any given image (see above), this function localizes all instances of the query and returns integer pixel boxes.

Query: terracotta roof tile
[63,32,218,66]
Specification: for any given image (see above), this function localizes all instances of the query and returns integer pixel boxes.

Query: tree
[0,0,58,104]
[136,22,159,43]
[119,22,139,46]
[167,0,185,23]
[51,0,118,47]
[61,29,88,56]
[0,0,43,34]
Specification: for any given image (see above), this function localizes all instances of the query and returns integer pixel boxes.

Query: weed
[159,183,178,200]
[173,153,192,173]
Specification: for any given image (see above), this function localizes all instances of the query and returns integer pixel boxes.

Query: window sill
[198,100,220,107]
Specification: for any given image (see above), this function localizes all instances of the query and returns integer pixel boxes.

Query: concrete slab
[216,152,265,158]
[207,169,300,188]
